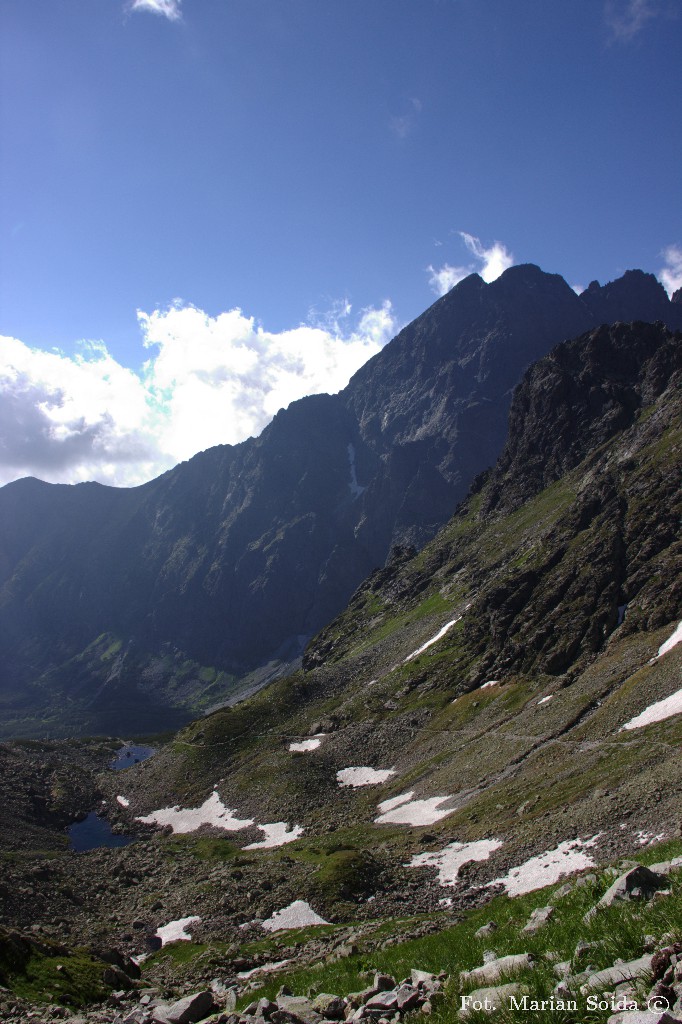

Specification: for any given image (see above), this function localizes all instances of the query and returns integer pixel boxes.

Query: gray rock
[395,985,420,1012]
[474,922,498,940]
[580,954,654,993]
[164,991,217,1024]
[311,995,346,1020]
[410,970,437,988]
[276,996,323,1024]
[460,953,535,986]
[373,975,396,993]
[364,992,399,1015]
[523,906,554,933]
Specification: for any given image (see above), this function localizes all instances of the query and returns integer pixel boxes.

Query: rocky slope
[1,268,681,736]
[0,319,680,1021]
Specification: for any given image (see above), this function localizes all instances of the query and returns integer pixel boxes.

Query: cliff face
[1,266,680,736]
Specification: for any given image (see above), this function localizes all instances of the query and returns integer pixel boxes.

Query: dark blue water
[110,743,156,770]
[68,812,138,852]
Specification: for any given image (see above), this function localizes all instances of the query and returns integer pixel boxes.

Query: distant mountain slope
[103,320,681,934]
[1,267,680,736]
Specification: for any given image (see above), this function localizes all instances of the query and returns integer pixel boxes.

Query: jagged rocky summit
[0,266,680,735]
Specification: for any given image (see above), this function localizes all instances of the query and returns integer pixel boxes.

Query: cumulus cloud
[658,244,682,297]
[604,0,661,41]
[427,232,515,296]
[128,0,182,21]
[0,301,396,488]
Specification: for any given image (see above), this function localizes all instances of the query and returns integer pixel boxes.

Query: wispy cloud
[0,300,396,488]
[658,244,682,297]
[128,0,183,21]
[427,232,515,296]
[604,0,660,41]
[390,98,422,140]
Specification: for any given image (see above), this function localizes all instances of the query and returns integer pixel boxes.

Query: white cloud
[129,0,182,21]
[604,0,660,41]
[390,98,422,140]
[658,244,682,297]
[427,232,515,296]
[0,300,396,488]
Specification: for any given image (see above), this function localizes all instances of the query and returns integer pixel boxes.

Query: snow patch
[244,822,304,849]
[156,916,201,946]
[136,790,254,834]
[375,795,458,826]
[289,735,325,752]
[337,767,396,787]
[537,696,553,706]
[481,680,499,690]
[488,836,601,897]
[409,838,503,886]
[261,900,329,932]
[116,795,130,808]
[621,688,682,731]
[347,443,366,498]
[657,620,682,659]
[404,617,461,663]
[636,830,666,846]
[237,959,294,979]
[377,792,414,813]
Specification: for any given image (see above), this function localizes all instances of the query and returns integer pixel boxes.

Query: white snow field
[404,617,461,663]
[155,916,201,946]
[488,836,601,896]
[137,790,303,846]
[656,620,682,659]
[622,687,682,731]
[336,767,396,787]
[409,839,504,886]
[137,791,254,833]
[261,901,330,932]
[116,795,130,807]
[244,822,305,849]
[375,793,458,826]
[288,735,325,752]
[481,680,499,690]
[537,695,553,706]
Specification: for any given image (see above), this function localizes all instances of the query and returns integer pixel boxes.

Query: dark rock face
[1,266,681,734]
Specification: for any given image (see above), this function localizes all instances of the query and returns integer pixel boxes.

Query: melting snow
[537,696,553,706]
[375,794,458,826]
[237,959,294,979]
[156,916,201,946]
[481,680,499,689]
[377,792,414,813]
[116,795,130,808]
[289,735,325,752]
[244,822,304,849]
[488,836,601,897]
[337,767,396,787]
[404,617,461,663]
[409,838,504,886]
[347,443,366,499]
[636,830,667,846]
[656,621,682,659]
[621,688,682,731]
[136,791,254,834]
[261,900,329,932]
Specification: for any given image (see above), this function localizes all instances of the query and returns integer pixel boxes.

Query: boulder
[580,955,654,993]
[523,906,554,933]
[460,953,535,987]
[162,991,217,1024]
[311,995,346,1020]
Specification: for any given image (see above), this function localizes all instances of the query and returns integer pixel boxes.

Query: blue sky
[1,0,681,486]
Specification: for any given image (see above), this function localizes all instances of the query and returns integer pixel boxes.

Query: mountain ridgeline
[1,266,680,736]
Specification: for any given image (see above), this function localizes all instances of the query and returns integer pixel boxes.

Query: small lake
[68,812,138,853]
[110,743,156,770]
